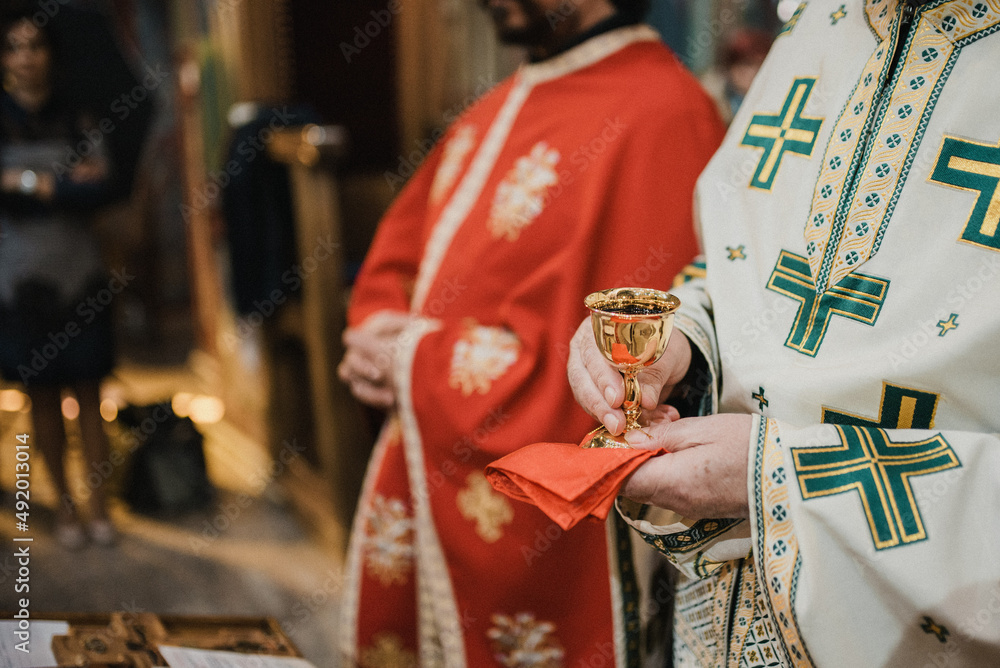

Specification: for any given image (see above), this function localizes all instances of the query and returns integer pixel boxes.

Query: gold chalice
[580,287,680,449]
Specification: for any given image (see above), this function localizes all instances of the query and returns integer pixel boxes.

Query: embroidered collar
[519,24,661,86]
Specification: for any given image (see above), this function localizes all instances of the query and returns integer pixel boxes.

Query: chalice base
[580,425,631,449]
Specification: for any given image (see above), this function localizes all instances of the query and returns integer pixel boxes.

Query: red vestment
[340,25,724,668]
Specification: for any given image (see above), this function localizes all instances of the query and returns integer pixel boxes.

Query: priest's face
[480,0,585,47]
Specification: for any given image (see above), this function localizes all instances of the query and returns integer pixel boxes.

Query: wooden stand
[28,612,301,667]
[266,125,374,550]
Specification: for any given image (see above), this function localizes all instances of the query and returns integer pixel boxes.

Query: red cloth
[485,442,667,530]
[342,28,725,667]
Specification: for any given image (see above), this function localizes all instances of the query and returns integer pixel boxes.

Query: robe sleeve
[346,135,447,326]
[615,261,755,579]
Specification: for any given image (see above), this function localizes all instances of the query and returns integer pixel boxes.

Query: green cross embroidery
[830,4,847,24]
[767,250,888,356]
[823,383,939,429]
[930,134,1000,251]
[937,313,959,336]
[673,259,706,286]
[921,616,950,643]
[741,78,824,190]
[792,425,961,550]
[752,387,769,410]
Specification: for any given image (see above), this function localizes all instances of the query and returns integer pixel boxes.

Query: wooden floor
[0,363,346,667]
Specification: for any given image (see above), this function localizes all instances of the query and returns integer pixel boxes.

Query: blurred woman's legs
[27,380,116,547]
[26,384,86,548]
[73,379,116,545]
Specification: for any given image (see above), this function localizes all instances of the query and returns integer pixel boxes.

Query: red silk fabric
[486,442,667,530]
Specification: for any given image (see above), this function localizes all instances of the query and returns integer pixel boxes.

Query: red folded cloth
[485,442,667,530]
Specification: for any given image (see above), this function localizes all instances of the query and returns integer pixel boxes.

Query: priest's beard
[480,0,579,49]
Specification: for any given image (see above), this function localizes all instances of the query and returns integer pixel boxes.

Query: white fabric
[620,1,1000,665]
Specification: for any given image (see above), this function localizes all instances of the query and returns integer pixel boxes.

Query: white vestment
[620,1,1000,666]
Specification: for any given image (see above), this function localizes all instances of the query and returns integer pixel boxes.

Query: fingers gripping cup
[580,288,680,449]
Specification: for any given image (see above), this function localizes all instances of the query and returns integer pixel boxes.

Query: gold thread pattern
[925,0,1000,42]
[448,321,521,396]
[865,0,895,40]
[363,494,415,587]
[818,20,953,290]
[757,419,813,666]
[674,574,725,667]
[487,612,565,667]
[803,46,888,287]
[456,471,515,543]
[488,141,561,241]
[359,632,418,668]
[809,1,1000,292]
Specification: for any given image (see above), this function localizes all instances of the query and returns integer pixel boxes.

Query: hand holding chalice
[580,287,679,449]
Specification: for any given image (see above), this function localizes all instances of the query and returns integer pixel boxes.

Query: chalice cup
[580,287,680,449]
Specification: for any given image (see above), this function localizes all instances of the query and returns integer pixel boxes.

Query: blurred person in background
[0,7,118,549]
[702,27,774,124]
[336,0,725,664]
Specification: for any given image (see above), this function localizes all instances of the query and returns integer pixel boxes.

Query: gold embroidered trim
[757,419,813,667]
[448,322,521,396]
[487,613,565,668]
[487,141,561,241]
[430,125,477,207]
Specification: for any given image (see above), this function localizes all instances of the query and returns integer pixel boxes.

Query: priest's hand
[338,311,413,410]
[620,413,753,519]
[567,316,693,435]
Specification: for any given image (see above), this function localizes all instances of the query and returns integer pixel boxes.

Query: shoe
[54,522,87,550]
[88,519,118,547]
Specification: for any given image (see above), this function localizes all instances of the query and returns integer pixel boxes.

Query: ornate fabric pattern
[754,419,813,667]
[363,494,415,587]
[673,258,707,286]
[673,568,730,667]
[801,39,885,290]
[821,381,940,429]
[865,0,896,40]
[635,518,745,560]
[807,0,1000,293]
[359,632,418,668]
[726,560,759,666]
[929,132,1000,252]
[923,0,1000,44]
[672,559,789,668]
[778,2,808,37]
[766,249,888,357]
[791,425,960,550]
[448,322,521,395]
[411,83,531,312]
[457,471,514,543]
[740,77,823,192]
[487,612,565,668]
[735,584,787,668]
[430,125,477,207]
[488,141,561,241]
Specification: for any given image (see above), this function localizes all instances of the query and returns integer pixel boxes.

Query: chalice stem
[622,371,642,431]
